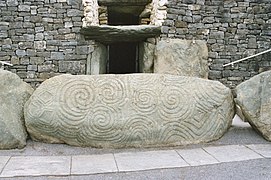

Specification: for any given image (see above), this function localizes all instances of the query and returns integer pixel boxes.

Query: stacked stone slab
[0,0,90,88]
[235,70,271,141]
[25,74,234,148]
[0,70,33,149]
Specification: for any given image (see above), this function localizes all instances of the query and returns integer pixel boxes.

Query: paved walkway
[1,144,271,178]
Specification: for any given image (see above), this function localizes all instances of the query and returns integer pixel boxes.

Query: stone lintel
[98,0,152,6]
[81,25,161,44]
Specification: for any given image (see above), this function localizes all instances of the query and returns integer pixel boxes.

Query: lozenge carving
[25,74,234,148]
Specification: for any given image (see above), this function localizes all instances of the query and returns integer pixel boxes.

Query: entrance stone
[235,70,271,141]
[154,39,209,78]
[25,74,234,148]
[0,70,33,149]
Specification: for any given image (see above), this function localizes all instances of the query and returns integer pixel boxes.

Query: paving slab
[114,150,189,172]
[246,144,271,158]
[203,145,263,163]
[0,156,71,177]
[176,148,219,166]
[0,156,10,174]
[71,154,118,175]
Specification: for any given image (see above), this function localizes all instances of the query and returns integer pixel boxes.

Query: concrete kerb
[0,144,270,178]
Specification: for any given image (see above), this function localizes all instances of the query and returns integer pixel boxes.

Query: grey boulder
[235,70,271,141]
[0,70,33,149]
[154,39,209,78]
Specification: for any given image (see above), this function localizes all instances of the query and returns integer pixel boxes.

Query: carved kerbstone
[0,70,33,149]
[25,74,234,148]
[235,70,271,141]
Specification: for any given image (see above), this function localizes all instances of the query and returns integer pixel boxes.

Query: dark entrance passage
[106,6,143,74]
[107,42,138,74]
[107,6,144,25]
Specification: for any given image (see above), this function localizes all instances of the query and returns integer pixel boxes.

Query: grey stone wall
[162,0,271,88]
[0,0,270,88]
[0,0,93,88]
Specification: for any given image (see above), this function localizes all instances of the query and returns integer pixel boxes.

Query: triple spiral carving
[25,74,232,148]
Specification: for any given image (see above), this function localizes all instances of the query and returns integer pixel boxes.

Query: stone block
[27,65,38,71]
[51,52,64,60]
[7,0,18,6]
[34,41,46,50]
[0,70,33,149]
[15,50,26,57]
[64,22,73,28]
[24,74,234,148]
[75,46,89,55]
[30,57,44,65]
[18,5,30,12]
[175,20,187,28]
[67,9,82,17]
[154,39,209,78]
[81,25,161,44]
[59,61,81,74]
[35,33,44,41]
[210,31,224,39]
[0,32,8,38]
[38,64,58,73]
[89,43,107,75]
[235,71,271,141]
[139,42,155,73]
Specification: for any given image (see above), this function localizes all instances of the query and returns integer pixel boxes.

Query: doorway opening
[107,42,139,74]
[106,6,144,74]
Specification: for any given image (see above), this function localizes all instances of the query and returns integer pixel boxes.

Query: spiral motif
[132,88,158,114]
[123,116,157,145]
[58,80,95,123]
[158,87,193,120]
[96,78,126,106]
[79,105,124,143]
[128,73,159,85]
[160,74,188,87]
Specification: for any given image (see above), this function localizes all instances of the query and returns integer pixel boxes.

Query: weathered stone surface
[81,25,161,43]
[139,42,155,73]
[235,70,271,141]
[6,0,18,6]
[154,39,209,78]
[0,70,33,149]
[89,43,107,75]
[98,0,151,6]
[25,74,234,148]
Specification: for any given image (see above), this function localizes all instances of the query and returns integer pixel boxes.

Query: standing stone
[0,70,33,149]
[154,39,209,78]
[139,42,155,73]
[89,43,107,75]
[235,70,271,141]
[25,74,234,148]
